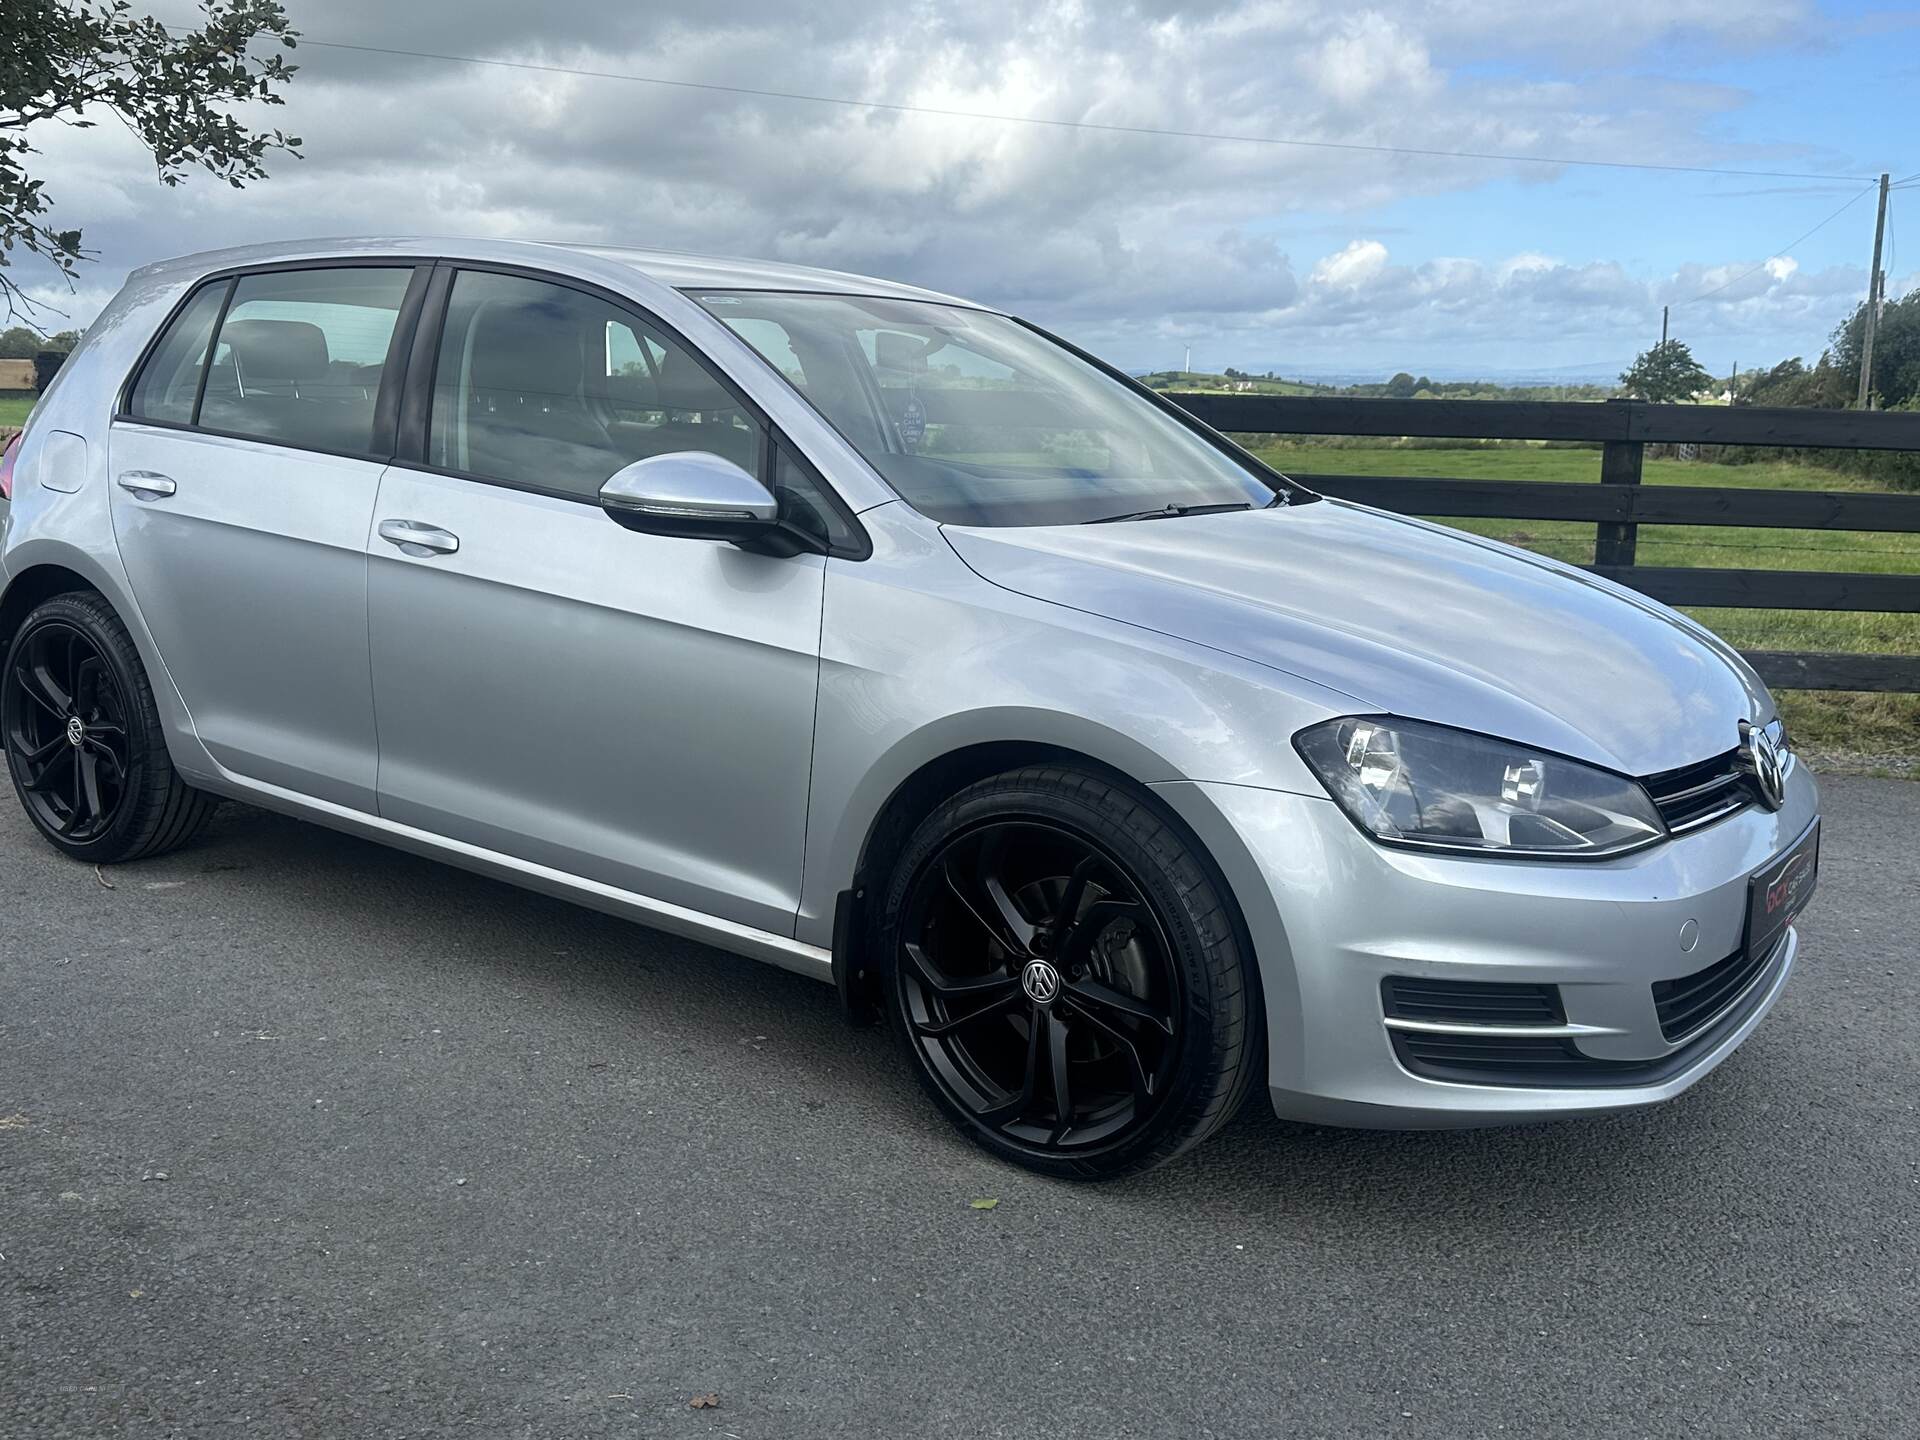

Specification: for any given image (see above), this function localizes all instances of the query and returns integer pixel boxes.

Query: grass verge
[0,393,35,431]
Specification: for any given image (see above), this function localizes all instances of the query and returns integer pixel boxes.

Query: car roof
[129,235,984,309]
[565,244,978,306]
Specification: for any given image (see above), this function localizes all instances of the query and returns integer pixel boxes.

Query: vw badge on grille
[1746,724,1786,811]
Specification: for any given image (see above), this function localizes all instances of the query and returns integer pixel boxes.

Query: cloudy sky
[17,0,1920,379]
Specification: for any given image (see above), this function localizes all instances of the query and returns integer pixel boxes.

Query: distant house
[0,359,36,391]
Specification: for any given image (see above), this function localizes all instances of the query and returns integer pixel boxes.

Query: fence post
[1594,438,1644,566]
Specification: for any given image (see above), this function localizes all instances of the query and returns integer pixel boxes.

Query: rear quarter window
[126,282,228,424]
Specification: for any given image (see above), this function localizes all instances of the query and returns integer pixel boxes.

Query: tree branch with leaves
[0,0,300,322]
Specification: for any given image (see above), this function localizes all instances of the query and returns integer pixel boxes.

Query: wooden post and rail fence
[5,395,1918,691]
[1168,394,1920,693]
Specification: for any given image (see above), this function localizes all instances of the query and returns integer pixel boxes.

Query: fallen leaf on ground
[970,1198,999,1210]
[689,1393,721,1409]
[94,866,115,890]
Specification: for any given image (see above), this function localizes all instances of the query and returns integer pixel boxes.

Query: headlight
[1294,716,1666,859]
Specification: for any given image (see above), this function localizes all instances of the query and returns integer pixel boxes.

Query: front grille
[1643,748,1757,834]
[1381,976,1564,1026]
[1652,941,1776,1042]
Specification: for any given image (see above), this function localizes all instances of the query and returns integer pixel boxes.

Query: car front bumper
[1157,755,1819,1128]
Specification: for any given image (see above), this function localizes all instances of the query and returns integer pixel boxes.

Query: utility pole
[1661,306,1669,347]
[1858,172,1890,409]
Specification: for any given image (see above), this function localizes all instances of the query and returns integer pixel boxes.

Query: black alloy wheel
[2,591,216,863]
[5,620,132,843]
[883,766,1259,1178]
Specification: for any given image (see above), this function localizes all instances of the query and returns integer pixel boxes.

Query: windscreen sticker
[898,391,926,451]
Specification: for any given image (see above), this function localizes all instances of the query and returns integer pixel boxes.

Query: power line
[171,23,1884,185]
[1675,185,1878,306]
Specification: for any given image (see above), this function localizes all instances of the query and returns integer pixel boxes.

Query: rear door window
[196,267,415,456]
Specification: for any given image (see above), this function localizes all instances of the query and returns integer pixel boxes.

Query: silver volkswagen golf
[0,238,1820,1177]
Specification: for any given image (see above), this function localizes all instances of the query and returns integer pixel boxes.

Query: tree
[0,322,77,357]
[1737,355,1852,410]
[1384,371,1418,398]
[1619,339,1715,403]
[1828,288,1920,410]
[1,324,44,357]
[1,1,301,321]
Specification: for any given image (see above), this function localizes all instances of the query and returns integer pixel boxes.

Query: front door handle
[378,519,460,557]
[117,471,177,500]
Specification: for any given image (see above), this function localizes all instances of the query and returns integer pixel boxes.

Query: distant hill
[1134,370,1324,396]
[1134,368,1617,403]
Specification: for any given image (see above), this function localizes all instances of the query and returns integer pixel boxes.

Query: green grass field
[0,393,34,430]
[1243,441,1920,753]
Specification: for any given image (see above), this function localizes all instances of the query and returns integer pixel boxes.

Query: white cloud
[1311,240,1392,289]
[1311,13,1440,106]
[7,0,1869,373]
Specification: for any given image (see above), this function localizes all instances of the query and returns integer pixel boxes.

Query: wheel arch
[828,720,1268,1037]
[0,544,215,784]
[0,561,105,660]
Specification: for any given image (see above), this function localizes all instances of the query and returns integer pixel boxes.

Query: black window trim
[392,259,871,561]
[187,278,236,426]
[113,256,437,467]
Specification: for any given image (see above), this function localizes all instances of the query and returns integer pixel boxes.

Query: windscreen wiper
[1084,500,1261,525]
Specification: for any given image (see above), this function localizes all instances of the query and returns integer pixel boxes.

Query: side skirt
[196,772,836,983]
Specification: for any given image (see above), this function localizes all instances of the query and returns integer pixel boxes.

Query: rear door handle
[378,518,460,557]
[116,471,177,500]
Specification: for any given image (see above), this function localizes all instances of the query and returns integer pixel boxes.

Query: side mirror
[599,452,779,543]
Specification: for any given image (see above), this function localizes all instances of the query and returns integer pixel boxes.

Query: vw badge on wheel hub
[1021,957,1061,1005]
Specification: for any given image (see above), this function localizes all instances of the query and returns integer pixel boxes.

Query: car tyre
[2,591,217,863]
[879,764,1262,1179]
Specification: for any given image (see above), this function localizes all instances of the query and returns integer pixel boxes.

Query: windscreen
[691,291,1279,527]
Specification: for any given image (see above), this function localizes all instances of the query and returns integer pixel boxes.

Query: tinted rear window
[197,268,414,455]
